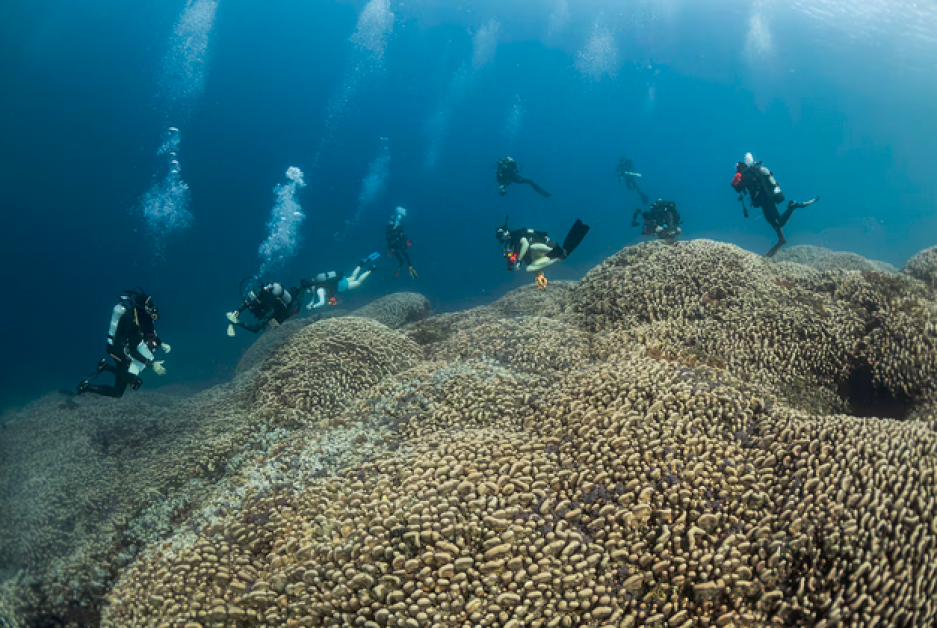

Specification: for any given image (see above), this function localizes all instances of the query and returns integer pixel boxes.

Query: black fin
[561,219,590,256]
[529,181,552,197]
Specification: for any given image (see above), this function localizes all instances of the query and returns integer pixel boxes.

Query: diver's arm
[307,288,328,310]
[236,315,265,333]
[236,306,273,333]
[129,338,156,366]
[106,304,127,347]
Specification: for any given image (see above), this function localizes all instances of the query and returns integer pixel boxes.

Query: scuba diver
[496,156,551,198]
[632,200,682,241]
[386,206,417,279]
[732,152,820,257]
[76,288,170,398]
[302,253,380,310]
[496,217,590,289]
[226,278,302,336]
[616,156,650,205]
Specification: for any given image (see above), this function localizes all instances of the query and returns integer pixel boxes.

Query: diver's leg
[86,363,131,398]
[519,178,551,198]
[345,270,372,290]
[762,203,782,233]
[777,203,797,229]
[765,229,786,258]
[761,203,786,256]
[632,180,649,205]
[527,257,562,272]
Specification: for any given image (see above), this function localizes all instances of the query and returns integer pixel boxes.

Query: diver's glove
[306,301,317,310]
[227,324,236,337]
[152,361,167,376]
[267,319,280,330]
[226,311,239,324]
[161,342,171,354]
[409,265,419,279]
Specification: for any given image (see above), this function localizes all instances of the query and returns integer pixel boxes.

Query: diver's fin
[561,219,590,256]
[529,181,552,198]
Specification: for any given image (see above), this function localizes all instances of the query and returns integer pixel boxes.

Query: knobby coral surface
[2,240,936,628]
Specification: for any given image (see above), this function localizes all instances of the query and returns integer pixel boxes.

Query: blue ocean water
[0,0,935,414]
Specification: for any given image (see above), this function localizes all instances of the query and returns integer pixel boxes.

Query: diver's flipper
[528,181,552,198]
[74,380,91,397]
[561,219,590,256]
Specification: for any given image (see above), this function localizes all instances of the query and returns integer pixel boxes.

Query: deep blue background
[1,0,935,413]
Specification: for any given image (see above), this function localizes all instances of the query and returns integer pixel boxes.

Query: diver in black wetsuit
[76,288,170,398]
[616,156,650,205]
[226,279,301,336]
[732,153,819,257]
[496,217,590,289]
[496,156,551,198]
[386,206,417,278]
[632,200,683,241]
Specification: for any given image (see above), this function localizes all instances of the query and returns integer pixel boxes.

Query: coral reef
[429,318,601,373]
[567,240,937,415]
[236,317,318,375]
[2,239,937,628]
[250,318,423,424]
[772,244,897,274]
[0,377,263,626]
[404,282,574,347]
[101,353,937,628]
[352,292,434,330]
[236,293,432,376]
[903,244,937,289]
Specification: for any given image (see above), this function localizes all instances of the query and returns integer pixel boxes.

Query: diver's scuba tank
[755,163,785,204]
[268,282,292,307]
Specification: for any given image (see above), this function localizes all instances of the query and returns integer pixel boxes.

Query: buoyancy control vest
[311,271,344,296]
[109,298,158,362]
[746,163,785,207]
[386,224,409,251]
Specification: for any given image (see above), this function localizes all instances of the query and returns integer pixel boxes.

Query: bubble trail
[313,0,394,172]
[259,167,307,273]
[503,94,525,148]
[335,138,390,241]
[137,127,193,259]
[159,0,220,124]
[575,21,619,81]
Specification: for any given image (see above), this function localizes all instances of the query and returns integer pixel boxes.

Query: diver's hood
[240,276,264,302]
